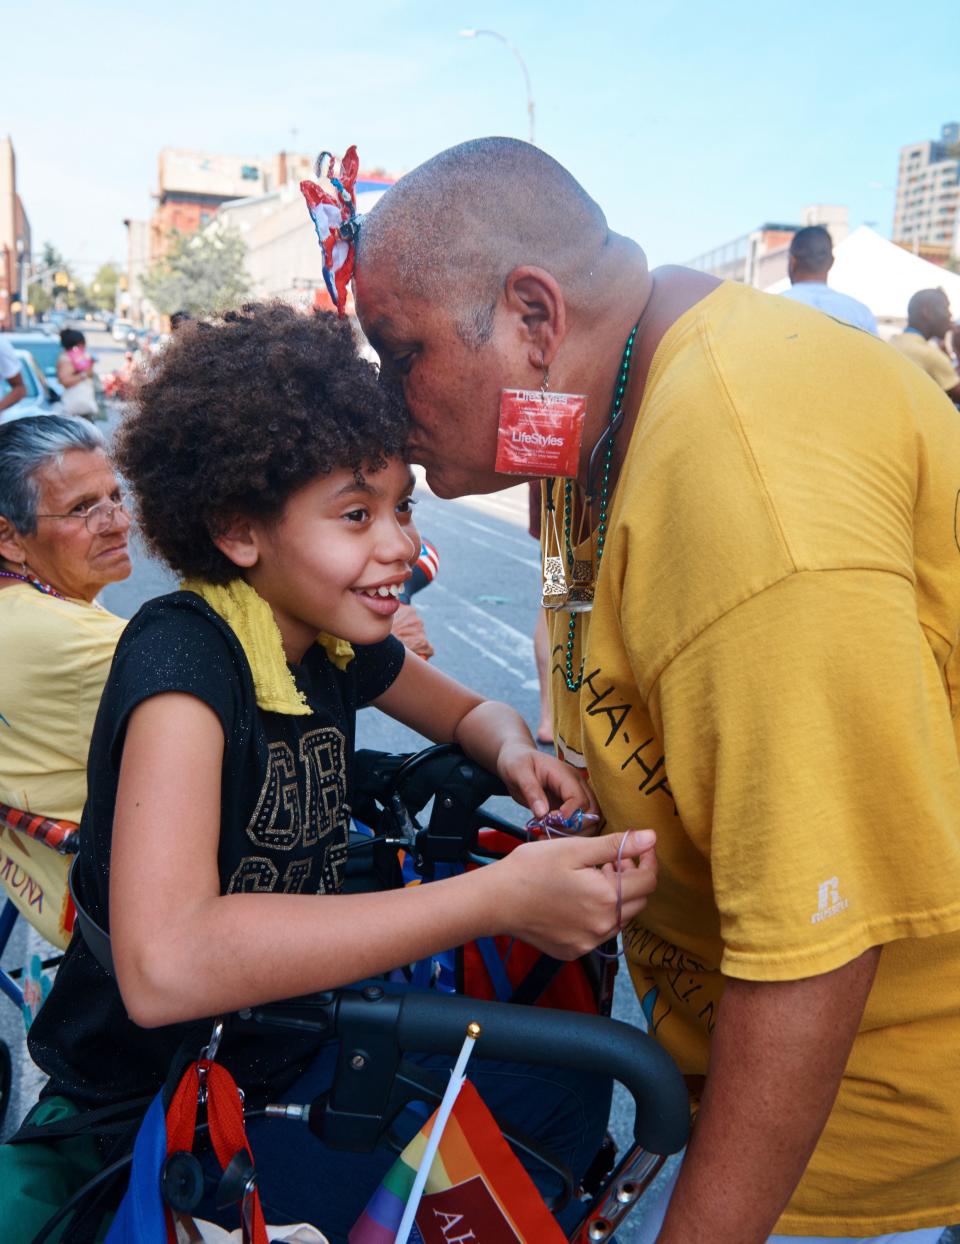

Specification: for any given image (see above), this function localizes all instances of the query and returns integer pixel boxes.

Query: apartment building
[892,122,960,260]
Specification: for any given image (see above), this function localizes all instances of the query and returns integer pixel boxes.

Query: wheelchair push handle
[345,988,689,1156]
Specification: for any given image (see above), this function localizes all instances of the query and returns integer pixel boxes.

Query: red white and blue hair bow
[300,146,361,317]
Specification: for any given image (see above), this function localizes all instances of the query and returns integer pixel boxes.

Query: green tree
[141,227,250,318]
[27,281,52,316]
[41,241,66,273]
[38,242,75,310]
[66,279,88,311]
[88,262,121,312]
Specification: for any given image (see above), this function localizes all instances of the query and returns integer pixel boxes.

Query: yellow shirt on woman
[0,585,124,945]
[547,282,960,1236]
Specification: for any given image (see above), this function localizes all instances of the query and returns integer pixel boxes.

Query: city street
[5,9,960,1237]
[0,345,664,1240]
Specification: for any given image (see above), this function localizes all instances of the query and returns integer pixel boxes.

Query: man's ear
[503,267,568,370]
[787,255,797,282]
[211,516,261,570]
[0,517,27,566]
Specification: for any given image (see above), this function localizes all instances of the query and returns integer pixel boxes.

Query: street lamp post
[458,29,535,146]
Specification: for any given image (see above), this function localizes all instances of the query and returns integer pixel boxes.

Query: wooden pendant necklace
[560,317,642,693]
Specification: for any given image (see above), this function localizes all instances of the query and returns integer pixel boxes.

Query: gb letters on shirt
[228,725,349,896]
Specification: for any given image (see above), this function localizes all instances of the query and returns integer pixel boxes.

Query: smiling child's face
[243,457,420,661]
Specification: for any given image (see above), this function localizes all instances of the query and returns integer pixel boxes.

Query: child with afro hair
[24,303,657,1241]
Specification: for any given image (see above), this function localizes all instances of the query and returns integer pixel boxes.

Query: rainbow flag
[349,1080,566,1244]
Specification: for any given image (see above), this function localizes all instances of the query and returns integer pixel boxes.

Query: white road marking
[412,470,529,529]
[452,489,529,528]
[415,497,539,569]
[432,583,536,653]
[445,625,531,683]
[441,527,538,571]
[442,512,538,555]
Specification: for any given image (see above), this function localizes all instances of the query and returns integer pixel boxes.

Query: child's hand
[492,830,658,959]
[495,741,597,822]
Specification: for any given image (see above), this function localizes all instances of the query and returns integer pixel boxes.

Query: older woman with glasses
[0,415,130,948]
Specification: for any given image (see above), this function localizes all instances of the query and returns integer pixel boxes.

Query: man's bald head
[358,137,611,345]
[907,288,952,340]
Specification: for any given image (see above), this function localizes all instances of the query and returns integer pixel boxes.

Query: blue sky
[7,0,957,276]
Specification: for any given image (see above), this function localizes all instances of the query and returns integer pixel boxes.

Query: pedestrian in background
[890,289,960,404]
[779,225,878,333]
[56,329,98,419]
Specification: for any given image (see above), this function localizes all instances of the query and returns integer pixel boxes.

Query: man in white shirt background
[0,336,26,417]
[780,225,879,335]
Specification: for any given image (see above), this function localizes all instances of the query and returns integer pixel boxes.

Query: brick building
[0,137,31,331]
[151,149,267,260]
[150,149,328,261]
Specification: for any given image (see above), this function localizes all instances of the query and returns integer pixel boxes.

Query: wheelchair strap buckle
[198,1018,225,1103]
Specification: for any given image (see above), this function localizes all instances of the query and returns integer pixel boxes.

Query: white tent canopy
[764,225,960,333]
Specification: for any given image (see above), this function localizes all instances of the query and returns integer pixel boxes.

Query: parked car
[8,331,64,396]
[0,349,55,423]
[111,318,135,343]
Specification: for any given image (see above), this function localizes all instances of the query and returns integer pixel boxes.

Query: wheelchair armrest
[0,803,80,854]
[252,987,689,1158]
[258,986,686,1159]
[389,990,689,1156]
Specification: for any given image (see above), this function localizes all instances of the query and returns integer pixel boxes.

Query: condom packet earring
[495,382,586,478]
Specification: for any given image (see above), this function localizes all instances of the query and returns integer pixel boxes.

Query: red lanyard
[165,1059,268,1244]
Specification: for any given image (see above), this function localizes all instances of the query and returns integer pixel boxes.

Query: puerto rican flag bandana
[300,146,361,317]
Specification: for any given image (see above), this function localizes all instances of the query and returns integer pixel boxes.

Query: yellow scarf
[181,578,354,717]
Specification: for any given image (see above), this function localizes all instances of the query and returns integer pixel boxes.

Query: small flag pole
[395,1021,482,1244]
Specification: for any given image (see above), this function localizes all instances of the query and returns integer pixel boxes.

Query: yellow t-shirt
[0,585,125,821]
[889,329,959,392]
[547,282,960,1236]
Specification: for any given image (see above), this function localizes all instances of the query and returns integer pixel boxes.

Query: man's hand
[495,739,597,821]
[391,601,434,659]
[655,946,881,1244]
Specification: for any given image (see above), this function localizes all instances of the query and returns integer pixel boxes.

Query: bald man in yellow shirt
[355,138,960,1244]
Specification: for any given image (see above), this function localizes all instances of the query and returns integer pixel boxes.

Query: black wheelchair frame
[27,745,690,1243]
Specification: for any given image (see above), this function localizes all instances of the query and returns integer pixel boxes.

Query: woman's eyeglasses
[36,494,129,535]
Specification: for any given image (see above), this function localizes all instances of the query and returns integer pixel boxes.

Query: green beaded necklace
[561,318,642,692]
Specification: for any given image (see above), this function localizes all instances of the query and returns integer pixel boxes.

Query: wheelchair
[0,802,80,1131]
[1,746,690,1243]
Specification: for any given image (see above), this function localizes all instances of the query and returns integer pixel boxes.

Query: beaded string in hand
[524,809,640,960]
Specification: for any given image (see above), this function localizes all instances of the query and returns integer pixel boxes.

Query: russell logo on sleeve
[811,877,849,924]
